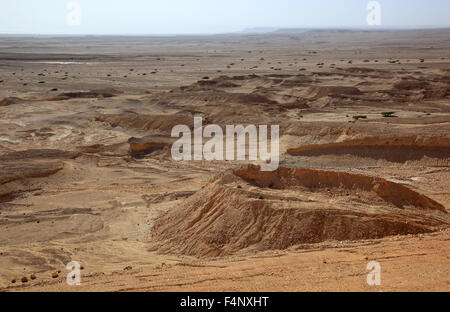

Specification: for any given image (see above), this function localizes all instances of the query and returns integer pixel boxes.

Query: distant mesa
[0,149,81,202]
[287,136,450,164]
[128,136,175,158]
[95,113,194,134]
[238,27,280,34]
[51,89,122,101]
[0,97,22,106]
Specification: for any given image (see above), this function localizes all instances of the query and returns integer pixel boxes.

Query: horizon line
[1,25,450,37]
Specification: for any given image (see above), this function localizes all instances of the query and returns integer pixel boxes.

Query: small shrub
[381,112,396,117]
[352,115,367,121]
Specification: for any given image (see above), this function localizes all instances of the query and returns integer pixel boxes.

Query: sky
[0,0,449,35]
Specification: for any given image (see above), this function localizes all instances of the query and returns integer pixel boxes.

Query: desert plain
[0,29,449,291]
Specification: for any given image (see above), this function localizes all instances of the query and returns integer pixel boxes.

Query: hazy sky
[1,0,449,35]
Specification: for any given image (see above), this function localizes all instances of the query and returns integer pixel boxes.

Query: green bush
[381,112,396,117]
[352,115,367,121]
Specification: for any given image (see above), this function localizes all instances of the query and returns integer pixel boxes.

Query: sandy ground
[0,29,449,292]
